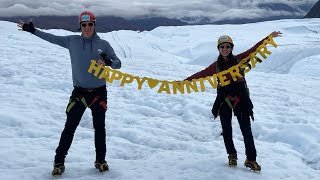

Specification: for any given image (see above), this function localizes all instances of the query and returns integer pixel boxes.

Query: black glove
[212,89,224,119]
[249,110,254,121]
[22,22,36,34]
[100,52,112,66]
[212,108,219,119]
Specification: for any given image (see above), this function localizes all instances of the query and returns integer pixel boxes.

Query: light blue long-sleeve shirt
[34,30,121,89]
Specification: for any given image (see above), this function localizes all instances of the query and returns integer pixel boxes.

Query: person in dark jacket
[18,11,121,175]
[185,31,281,171]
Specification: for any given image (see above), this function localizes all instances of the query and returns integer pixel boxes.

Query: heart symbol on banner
[147,78,160,89]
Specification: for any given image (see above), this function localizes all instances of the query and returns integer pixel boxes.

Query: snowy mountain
[0,1,316,32]
[305,0,320,18]
[0,16,188,33]
[0,19,320,179]
[179,2,315,24]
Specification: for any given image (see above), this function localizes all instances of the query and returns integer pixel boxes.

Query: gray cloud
[0,0,317,22]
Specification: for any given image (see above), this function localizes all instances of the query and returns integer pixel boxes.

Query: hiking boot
[51,163,65,176]
[228,154,237,167]
[244,159,261,172]
[94,160,109,172]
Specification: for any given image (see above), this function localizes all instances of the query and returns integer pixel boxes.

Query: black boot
[228,154,237,167]
[51,163,65,176]
[244,159,261,172]
[94,160,109,172]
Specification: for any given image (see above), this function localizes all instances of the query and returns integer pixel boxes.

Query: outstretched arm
[17,20,36,34]
[183,31,282,81]
[185,62,217,81]
[17,20,70,49]
[237,31,282,60]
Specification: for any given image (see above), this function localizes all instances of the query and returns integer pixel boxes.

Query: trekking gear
[66,86,107,113]
[244,159,261,172]
[54,85,107,165]
[228,154,237,167]
[212,107,219,119]
[213,55,254,117]
[249,110,254,121]
[51,163,65,176]
[219,103,257,162]
[22,22,36,34]
[95,160,109,172]
[219,45,231,49]
[79,11,96,23]
[217,35,234,48]
[81,22,94,27]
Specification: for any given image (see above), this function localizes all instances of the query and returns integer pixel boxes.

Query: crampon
[95,160,109,172]
[244,159,261,172]
[51,163,65,176]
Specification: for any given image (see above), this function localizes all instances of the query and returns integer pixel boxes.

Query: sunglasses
[219,45,231,49]
[81,22,94,27]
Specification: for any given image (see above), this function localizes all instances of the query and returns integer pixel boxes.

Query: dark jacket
[185,37,266,81]
[213,55,253,116]
[185,36,269,117]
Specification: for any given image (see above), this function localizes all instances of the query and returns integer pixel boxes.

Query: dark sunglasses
[219,45,231,49]
[81,22,94,27]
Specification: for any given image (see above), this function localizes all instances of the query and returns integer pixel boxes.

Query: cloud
[0,0,317,22]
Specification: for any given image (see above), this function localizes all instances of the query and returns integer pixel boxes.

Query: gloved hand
[249,110,254,121]
[212,108,219,119]
[212,91,223,119]
[22,21,36,34]
[100,52,112,66]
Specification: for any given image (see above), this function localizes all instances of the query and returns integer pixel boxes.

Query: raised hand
[271,31,282,38]
[17,20,36,34]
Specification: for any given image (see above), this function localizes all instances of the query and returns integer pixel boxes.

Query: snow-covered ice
[0,18,319,179]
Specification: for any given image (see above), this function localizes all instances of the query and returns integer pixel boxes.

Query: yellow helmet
[217,35,234,48]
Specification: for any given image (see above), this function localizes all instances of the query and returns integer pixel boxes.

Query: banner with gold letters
[88,34,277,94]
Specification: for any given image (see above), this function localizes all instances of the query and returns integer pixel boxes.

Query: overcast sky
[0,0,317,21]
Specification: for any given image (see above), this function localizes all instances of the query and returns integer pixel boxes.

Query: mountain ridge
[305,0,320,18]
[1,1,317,33]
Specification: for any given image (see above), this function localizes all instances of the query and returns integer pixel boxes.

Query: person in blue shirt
[18,11,121,176]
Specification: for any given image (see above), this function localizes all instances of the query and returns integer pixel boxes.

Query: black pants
[219,103,257,161]
[54,86,107,163]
